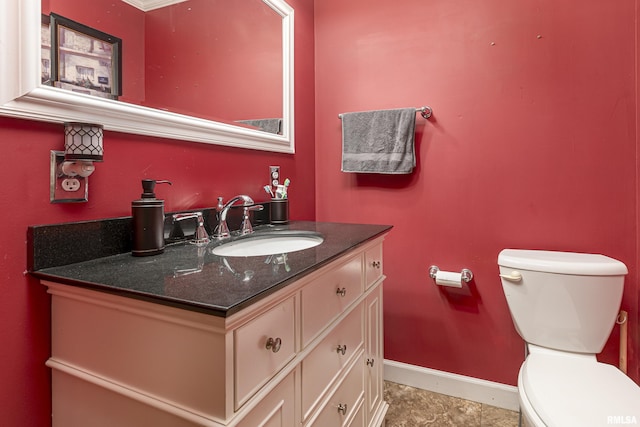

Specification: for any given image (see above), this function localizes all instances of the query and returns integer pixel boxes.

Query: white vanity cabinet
[42,237,388,427]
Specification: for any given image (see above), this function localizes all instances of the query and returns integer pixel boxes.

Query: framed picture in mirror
[41,14,51,85]
[49,13,122,100]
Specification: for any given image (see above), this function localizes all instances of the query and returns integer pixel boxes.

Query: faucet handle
[240,205,264,235]
[172,212,210,246]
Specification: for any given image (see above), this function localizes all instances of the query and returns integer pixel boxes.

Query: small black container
[270,198,289,224]
[132,179,171,256]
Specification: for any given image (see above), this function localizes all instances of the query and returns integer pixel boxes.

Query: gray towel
[341,108,416,174]
[237,118,282,135]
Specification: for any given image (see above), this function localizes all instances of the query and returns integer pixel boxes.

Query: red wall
[3,0,640,425]
[0,1,314,425]
[314,0,639,386]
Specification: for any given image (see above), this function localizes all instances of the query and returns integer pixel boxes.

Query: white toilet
[498,249,640,427]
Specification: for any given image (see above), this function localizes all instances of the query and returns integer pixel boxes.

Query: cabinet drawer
[301,256,362,347]
[234,297,295,409]
[364,244,383,289]
[347,401,365,427]
[236,372,295,427]
[306,357,364,427]
[301,304,363,419]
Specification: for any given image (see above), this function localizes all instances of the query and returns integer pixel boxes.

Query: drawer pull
[337,403,348,415]
[336,344,347,355]
[371,261,381,269]
[265,337,282,353]
[336,287,347,297]
[366,358,375,367]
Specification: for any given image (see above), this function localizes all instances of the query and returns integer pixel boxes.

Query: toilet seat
[521,347,640,427]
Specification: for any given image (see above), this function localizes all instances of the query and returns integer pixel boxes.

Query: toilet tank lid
[498,249,628,276]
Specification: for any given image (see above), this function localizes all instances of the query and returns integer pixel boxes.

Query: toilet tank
[498,249,627,354]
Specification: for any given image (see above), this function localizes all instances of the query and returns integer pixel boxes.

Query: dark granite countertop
[31,221,391,317]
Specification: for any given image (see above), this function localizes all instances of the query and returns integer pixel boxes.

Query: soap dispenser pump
[132,179,171,257]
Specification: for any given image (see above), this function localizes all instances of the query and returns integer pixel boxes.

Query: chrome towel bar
[338,106,432,120]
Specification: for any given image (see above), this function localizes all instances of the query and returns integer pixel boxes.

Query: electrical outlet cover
[270,165,280,188]
[61,178,81,192]
[50,151,89,203]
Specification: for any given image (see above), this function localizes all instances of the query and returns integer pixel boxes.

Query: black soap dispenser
[132,179,171,257]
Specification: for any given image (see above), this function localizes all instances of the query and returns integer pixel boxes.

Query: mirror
[0,0,294,153]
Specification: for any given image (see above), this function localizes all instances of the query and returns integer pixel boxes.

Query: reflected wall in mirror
[41,0,283,133]
[0,0,294,152]
[145,0,283,131]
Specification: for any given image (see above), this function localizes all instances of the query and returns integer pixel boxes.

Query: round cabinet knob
[371,261,381,269]
[336,344,347,355]
[366,358,375,367]
[265,337,282,353]
[336,287,347,297]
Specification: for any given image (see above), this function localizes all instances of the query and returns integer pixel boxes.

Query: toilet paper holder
[428,265,474,283]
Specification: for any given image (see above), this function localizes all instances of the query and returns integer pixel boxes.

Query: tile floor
[384,381,521,427]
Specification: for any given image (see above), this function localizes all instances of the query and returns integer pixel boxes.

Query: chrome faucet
[214,195,260,239]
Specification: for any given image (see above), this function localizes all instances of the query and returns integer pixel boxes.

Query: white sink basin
[211,231,324,257]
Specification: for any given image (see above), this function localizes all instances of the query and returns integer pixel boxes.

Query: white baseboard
[383,359,520,412]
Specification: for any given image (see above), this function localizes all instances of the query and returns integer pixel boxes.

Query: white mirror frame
[0,0,295,153]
